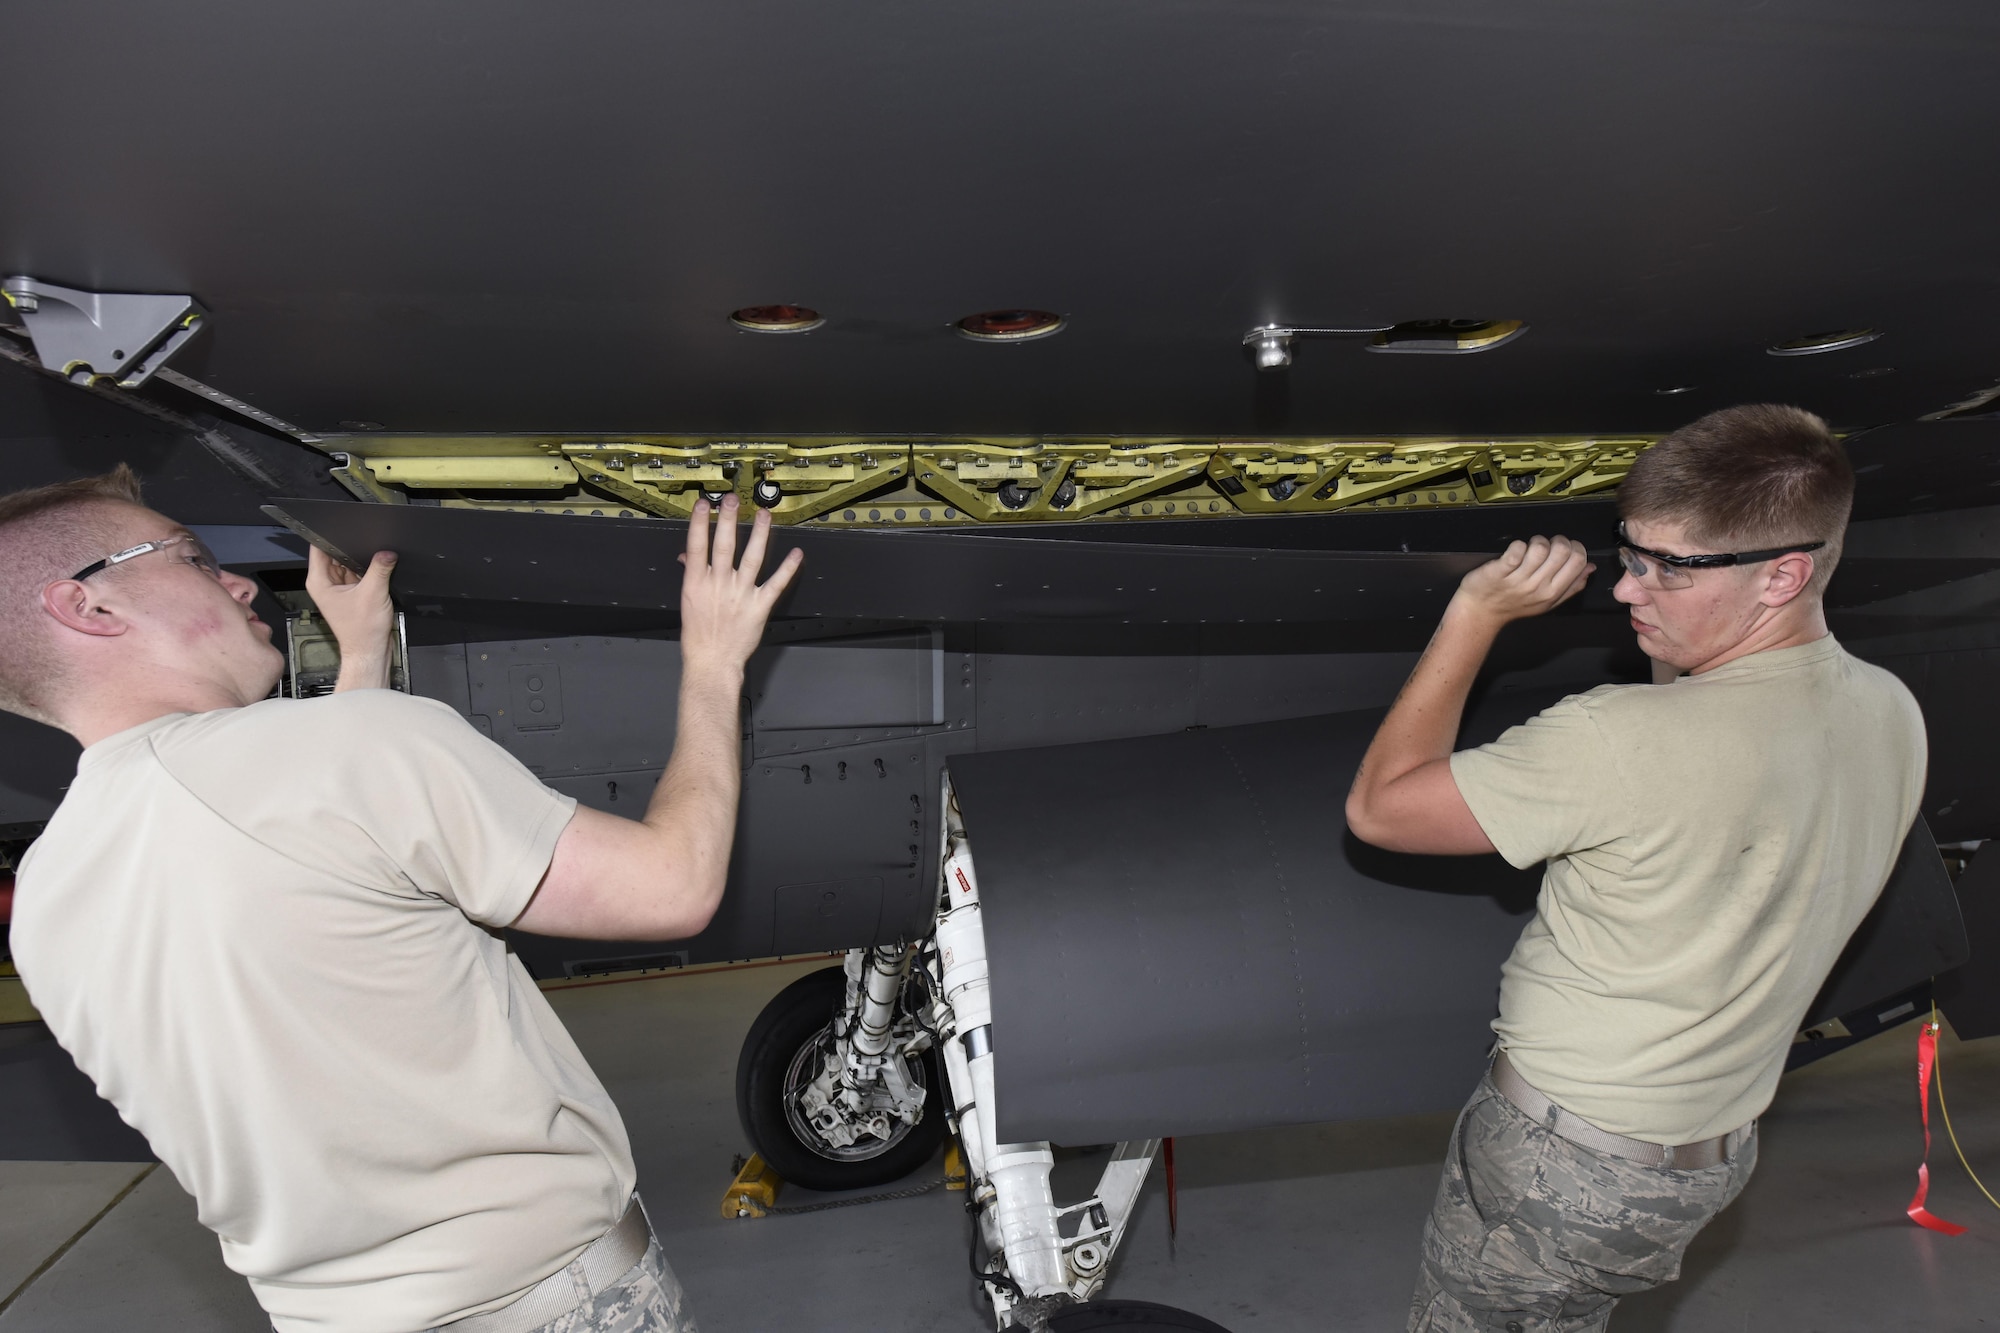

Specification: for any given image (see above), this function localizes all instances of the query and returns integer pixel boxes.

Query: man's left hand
[307,545,398,690]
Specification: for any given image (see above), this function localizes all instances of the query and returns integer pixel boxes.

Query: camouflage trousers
[1407,1073,1756,1332]
[525,1237,697,1333]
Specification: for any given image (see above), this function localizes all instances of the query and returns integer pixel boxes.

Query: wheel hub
[783,1028,927,1161]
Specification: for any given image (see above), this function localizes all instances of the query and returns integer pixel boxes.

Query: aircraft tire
[1045,1300,1234,1332]
[736,964,947,1192]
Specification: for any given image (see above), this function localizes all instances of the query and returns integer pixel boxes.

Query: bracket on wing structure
[2,276,208,389]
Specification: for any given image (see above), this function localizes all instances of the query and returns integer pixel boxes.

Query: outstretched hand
[1454,535,1595,625]
[679,495,804,676]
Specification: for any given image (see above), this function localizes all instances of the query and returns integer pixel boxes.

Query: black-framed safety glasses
[69,532,224,583]
[1614,522,1824,591]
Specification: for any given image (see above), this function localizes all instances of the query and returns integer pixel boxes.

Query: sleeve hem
[483,790,580,928]
[1449,749,1552,871]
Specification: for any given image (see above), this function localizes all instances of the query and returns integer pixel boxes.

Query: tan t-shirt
[11,691,633,1333]
[1450,637,1925,1144]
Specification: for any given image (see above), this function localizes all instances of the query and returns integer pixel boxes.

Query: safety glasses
[69,532,224,583]
[1614,522,1824,591]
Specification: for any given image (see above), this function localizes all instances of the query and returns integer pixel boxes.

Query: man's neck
[62,682,253,748]
[1685,601,1830,677]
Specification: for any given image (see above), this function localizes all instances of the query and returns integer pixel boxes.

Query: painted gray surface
[0,1032,151,1163]
[271,498,1492,626]
[403,630,960,969]
[5,4,2000,436]
[0,723,79,837]
[1803,819,1967,1026]
[951,694,1971,1145]
[270,499,1997,638]
[1936,845,2000,1042]
[752,631,943,732]
[950,695,1546,1145]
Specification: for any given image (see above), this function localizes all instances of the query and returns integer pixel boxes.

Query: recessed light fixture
[1767,328,1881,356]
[1367,319,1526,354]
[1654,386,1696,396]
[730,304,824,333]
[955,309,1065,342]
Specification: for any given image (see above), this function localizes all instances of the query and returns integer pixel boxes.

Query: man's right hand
[511,494,803,942]
[307,545,399,692]
[678,494,805,677]
[1454,535,1594,626]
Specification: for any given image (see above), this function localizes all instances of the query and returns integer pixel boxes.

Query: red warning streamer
[1908,1019,1967,1236]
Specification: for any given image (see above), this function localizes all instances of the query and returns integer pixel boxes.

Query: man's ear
[1759,551,1816,609]
[40,579,131,638]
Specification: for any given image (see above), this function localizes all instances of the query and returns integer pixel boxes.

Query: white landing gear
[734,775,1232,1332]
[928,780,1171,1332]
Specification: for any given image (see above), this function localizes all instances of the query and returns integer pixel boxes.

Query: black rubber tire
[1047,1300,1234,1332]
[735,964,947,1192]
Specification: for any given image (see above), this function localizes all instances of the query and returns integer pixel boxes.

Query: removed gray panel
[269,500,1488,625]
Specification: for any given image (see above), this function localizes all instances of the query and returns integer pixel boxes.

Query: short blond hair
[0,466,149,723]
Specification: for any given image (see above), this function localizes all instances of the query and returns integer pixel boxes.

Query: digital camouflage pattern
[531,1239,697,1333]
[1408,1075,1756,1332]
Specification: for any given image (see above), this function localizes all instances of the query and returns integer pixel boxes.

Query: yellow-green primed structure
[317,434,1658,528]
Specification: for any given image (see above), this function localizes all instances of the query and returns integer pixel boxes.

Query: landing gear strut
[734,776,1230,1331]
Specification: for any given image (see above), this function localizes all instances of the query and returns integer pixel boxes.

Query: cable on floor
[1932,1002,2000,1216]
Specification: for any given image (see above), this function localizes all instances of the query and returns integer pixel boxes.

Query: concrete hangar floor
[2,959,1998,1332]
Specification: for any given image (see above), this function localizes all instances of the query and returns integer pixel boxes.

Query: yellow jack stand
[0,962,39,1026]
[721,1154,783,1219]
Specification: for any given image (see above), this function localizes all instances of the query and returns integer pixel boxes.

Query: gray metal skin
[946,698,1966,1146]
[4,3,2000,437]
[949,698,1541,1145]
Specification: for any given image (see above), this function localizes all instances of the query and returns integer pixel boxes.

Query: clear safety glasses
[1613,522,1824,591]
[69,532,224,583]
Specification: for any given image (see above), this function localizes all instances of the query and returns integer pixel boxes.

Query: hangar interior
[6,2,2000,1330]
